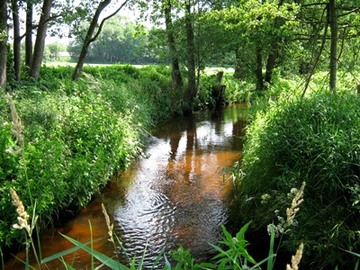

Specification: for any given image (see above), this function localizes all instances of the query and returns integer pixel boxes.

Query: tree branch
[301,4,329,97]
[90,0,129,43]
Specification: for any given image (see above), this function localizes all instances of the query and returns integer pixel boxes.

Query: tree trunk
[0,0,7,89]
[25,1,33,70]
[163,0,183,90]
[255,46,264,90]
[328,0,337,92]
[12,0,21,81]
[29,0,52,80]
[264,49,278,85]
[233,47,242,79]
[185,0,196,108]
[72,0,130,80]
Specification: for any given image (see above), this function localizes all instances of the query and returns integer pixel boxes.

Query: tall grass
[233,89,360,268]
[0,65,189,255]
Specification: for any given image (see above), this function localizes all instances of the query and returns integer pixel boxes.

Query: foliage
[234,90,360,269]
[39,220,273,269]
[0,64,187,250]
[210,222,257,269]
[44,42,68,61]
[68,16,157,65]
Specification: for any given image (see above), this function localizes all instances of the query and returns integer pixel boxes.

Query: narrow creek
[5,104,247,269]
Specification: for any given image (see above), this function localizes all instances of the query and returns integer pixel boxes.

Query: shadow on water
[5,104,248,270]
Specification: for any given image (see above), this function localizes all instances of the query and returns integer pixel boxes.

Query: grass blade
[41,240,95,264]
[60,233,130,270]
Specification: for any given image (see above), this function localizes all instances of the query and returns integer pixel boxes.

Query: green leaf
[51,233,129,270]
[41,239,95,264]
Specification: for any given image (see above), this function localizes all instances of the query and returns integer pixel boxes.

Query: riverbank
[0,65,249,263]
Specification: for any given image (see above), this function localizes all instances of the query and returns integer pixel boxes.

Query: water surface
[5,104,247,269]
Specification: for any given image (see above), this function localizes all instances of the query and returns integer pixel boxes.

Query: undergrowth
[233,89,360,269]
[0,64,248,261]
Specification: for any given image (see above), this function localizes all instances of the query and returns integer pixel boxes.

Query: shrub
[234,90,360,269]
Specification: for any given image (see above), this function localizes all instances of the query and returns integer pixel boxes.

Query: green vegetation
[233,88,360,269]
[7,189,285,270]
[1,0,359,268]
[68,16,157,65]
[0,64,246,256]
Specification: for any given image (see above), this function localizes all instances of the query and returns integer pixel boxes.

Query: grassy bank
[231,74,360,269]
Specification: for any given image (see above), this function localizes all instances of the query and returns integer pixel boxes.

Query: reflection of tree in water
[153,105,247,263]
[232,118,247,151]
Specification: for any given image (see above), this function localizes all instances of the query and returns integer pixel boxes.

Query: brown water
[5,104,247,269]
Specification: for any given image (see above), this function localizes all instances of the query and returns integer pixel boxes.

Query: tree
[72,0,129,80]
[11,0,21,81]
[163,0,183,89]
[47,42,66,60]
[185,0,196,106]
[29,0,53,80]
[201,0,300,89]
[131,0,185,89]
[300,0,360,95]
[0,0,7,89]
[70,16,155,64]
[25,0,34,71]
[328,0,338,91]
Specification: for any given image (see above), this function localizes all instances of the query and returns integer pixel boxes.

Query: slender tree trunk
[163,0,183,89]
[0,0,7,89]
[25,1,33,70]
[73,0,128,80]
[12,0,21,81]
[185,0,196,108]
[255,46,264,90]
[328,0,337,92]
[72,0,112,80]
[29,0,52,80]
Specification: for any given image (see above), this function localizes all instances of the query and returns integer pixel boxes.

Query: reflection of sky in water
[194,121,234,149]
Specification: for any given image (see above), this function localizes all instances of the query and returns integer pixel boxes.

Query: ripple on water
[114,190,177,268]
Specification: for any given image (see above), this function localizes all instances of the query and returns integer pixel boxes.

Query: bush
[234,90,360,269]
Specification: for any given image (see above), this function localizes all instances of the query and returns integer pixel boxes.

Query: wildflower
[10,188,30,234]
[101,203,114,243]
[286,243,304,270]
[286,182,306,226]
[261,193,271,204]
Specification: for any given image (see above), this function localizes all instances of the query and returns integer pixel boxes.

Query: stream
[5,104,247,269]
